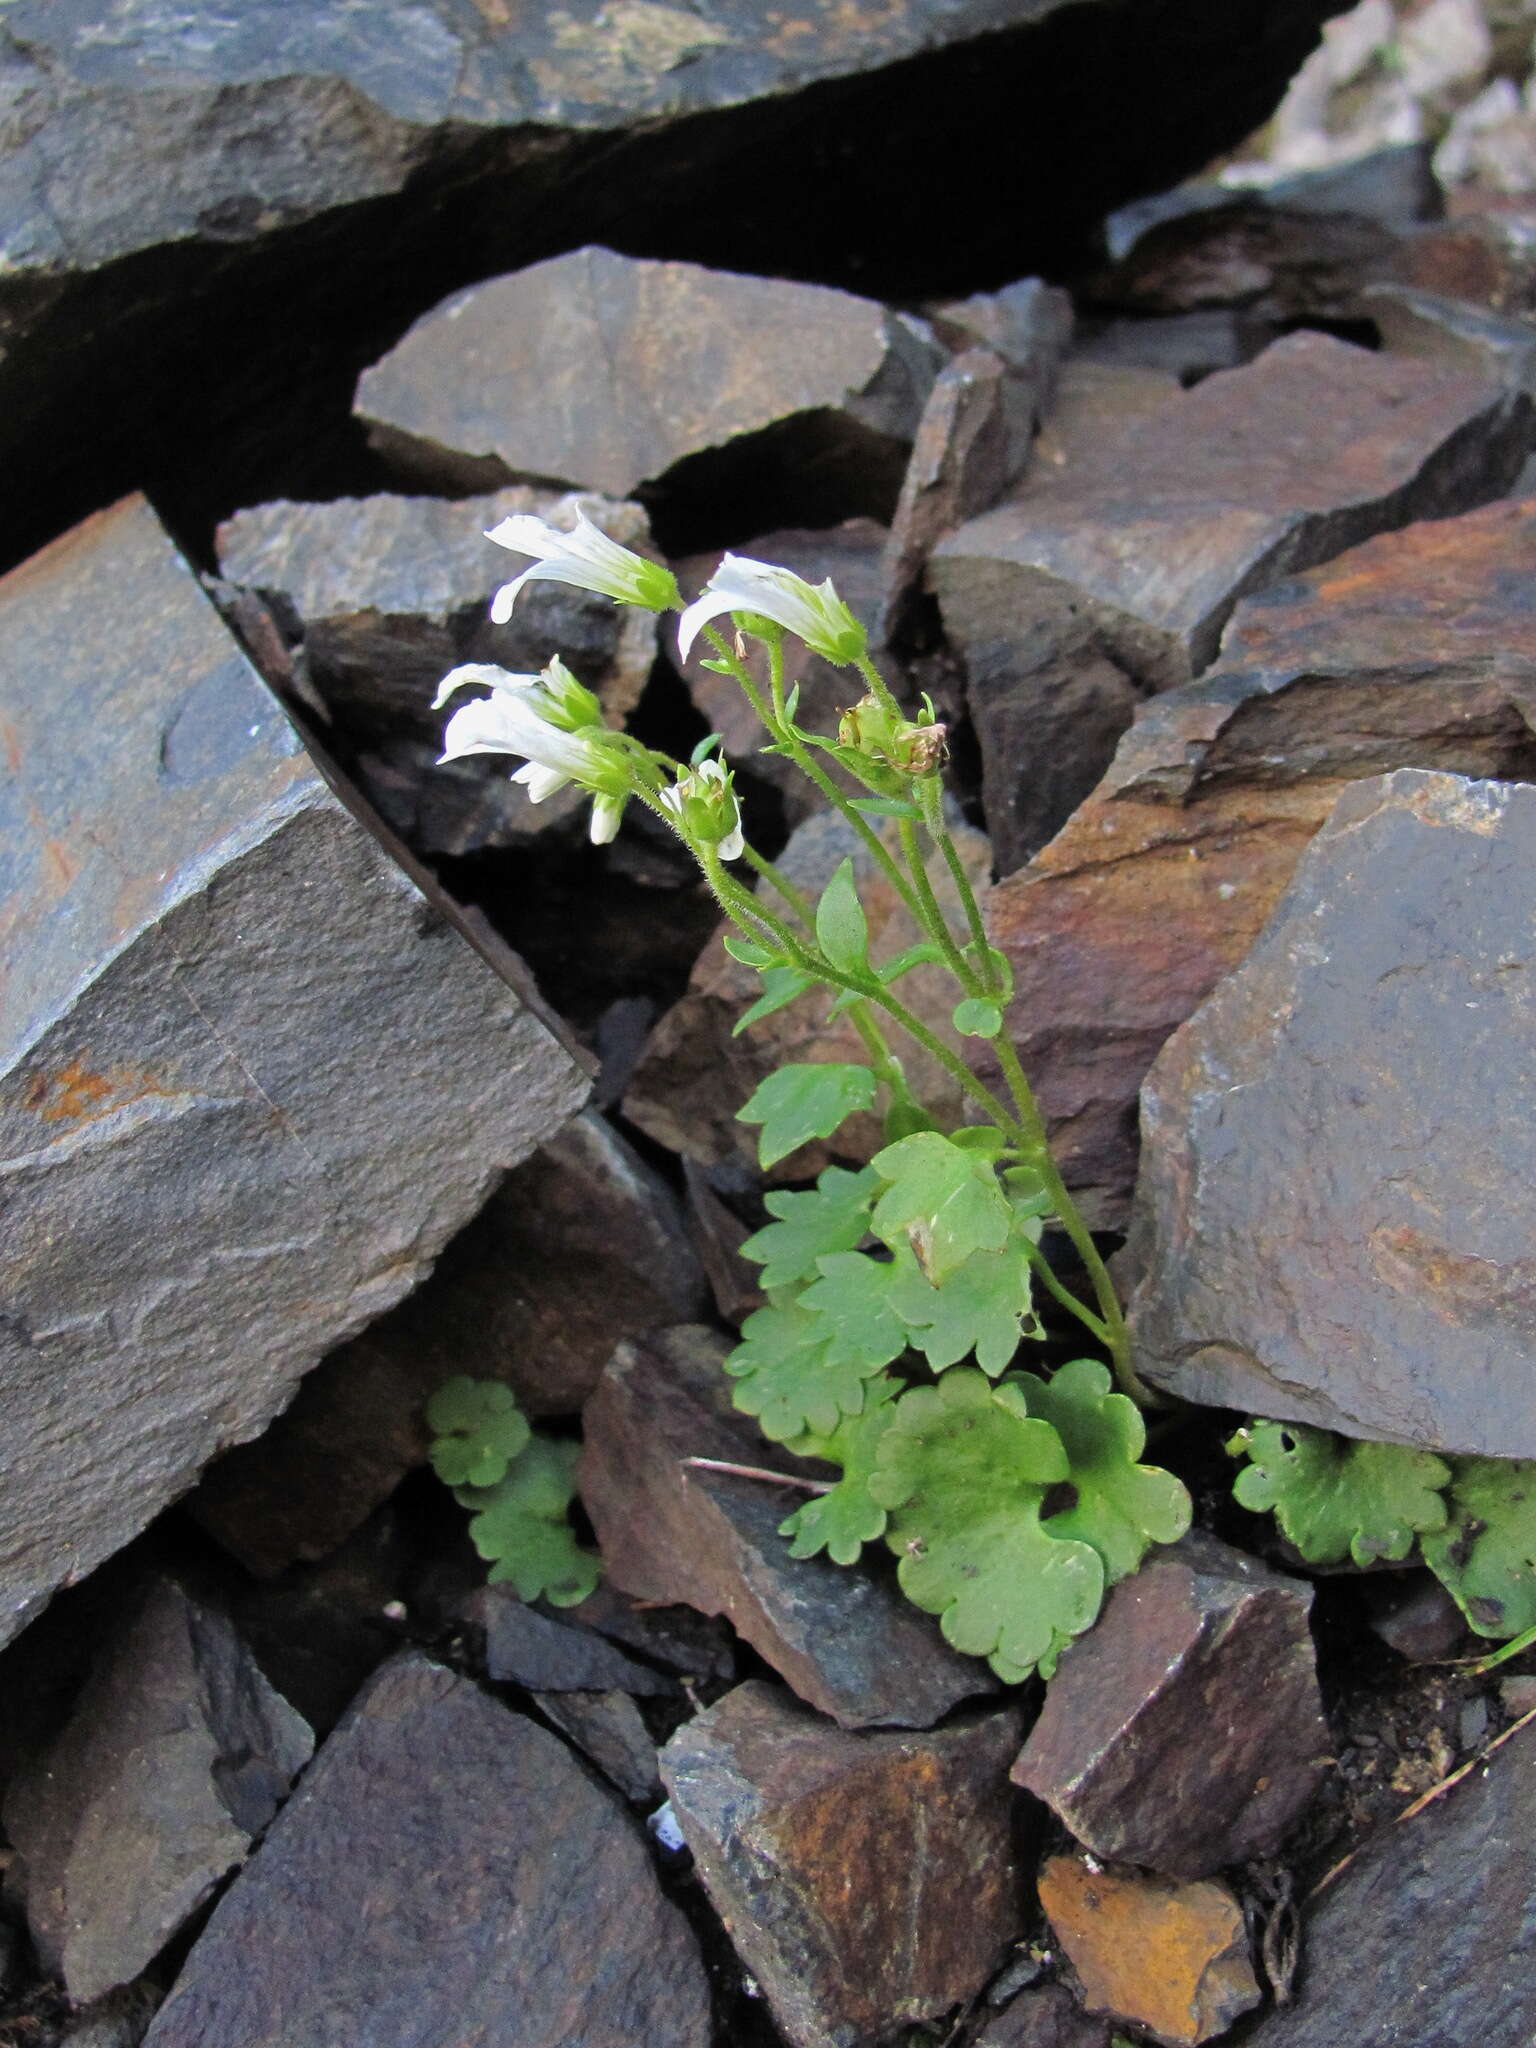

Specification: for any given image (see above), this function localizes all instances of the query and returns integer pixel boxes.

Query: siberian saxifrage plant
[421,505,1191,1679]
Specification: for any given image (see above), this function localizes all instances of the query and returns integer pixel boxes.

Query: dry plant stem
[683,1456,833,1494]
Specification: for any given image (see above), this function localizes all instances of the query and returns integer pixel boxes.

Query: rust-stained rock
[1038,1858,1261,2048]
[625,806,991,1177]
[579,1327,994,1729]
[356,246,940,537]
[933,332,1531,870]
[1366,282,1536,396]
[660,1680,1025,2048]
[1395,207,1536,316]
[191,1109,704,1575]
[1012,1532,1328,1879]
[984,494,1536,1225]
[976,1983,1113,2048]
[0,496,587,1649]
[217,487,658,854]
[141,1653,710,2048]
[1131,768,1536,1458]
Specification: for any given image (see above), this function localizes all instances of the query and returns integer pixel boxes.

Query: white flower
[435,658,631,844]
[676,554,868,666]
[659,756,745,862]
[485,508,679,621]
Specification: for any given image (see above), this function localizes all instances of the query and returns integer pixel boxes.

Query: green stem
[1022,1237,1110,1346]
[742,846,815,931]
[896,815,979,994]
[854,651,907,726]
[917,776,996,990]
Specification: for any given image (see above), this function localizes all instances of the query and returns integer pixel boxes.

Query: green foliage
[1229,1421,1451,1567]
[724,1296,878,1440]
[798,1252,913,1373]
[952,997,1003,1039]
[780,1378,901,1564]
[869,1130,1011,1283]
[733,966,815,1035]
[737,1062,877,1168]
[424,1376,530,1488]
[889,1238,1039,1375]
[740,1165,880,1288]
[1421,1458,1536,1638]
[815,857,869,972]
[454,1435,599,1607]
[869,1371,1105,1682]
[1019,1359,1192,1582]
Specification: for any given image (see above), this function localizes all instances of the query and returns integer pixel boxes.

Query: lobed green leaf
[737,1062,877,1167]
[454,1435,599,1607]
[1230,1421,1451,1568]
[724,1296,875,1441]
[799,1250,914,1374]
[733,966,816,1036]
[870,1130,1011,1283]
[780,1377,901,1565]
[889,1238,1039,1376]
[425,1376,531,1489]
[740,1164,880,1289]
[1421,1456,1536,1639]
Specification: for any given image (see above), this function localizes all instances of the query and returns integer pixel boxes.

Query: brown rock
[356,246,940,538]
[141,1653,710,2048]
[1366,282,1536,396]
[682,1160,765,1327]
[217,487,658,854]
[984,493,1536,1225]
[1131,768,1536,1456]
[624,805,991,1177]
[579,1326,994,1729]
[1395,207,1536,316]
[1362,1572,1469,1663]
[1039,1858,1261,2048]
[462,1587,674,1697]
[531,1691,661,1807]
[660,1680,1025,2048]
[976,1982,1112,2048]
[927,278,1074,376]
[1072,310,1275,382]
[1012,1532,1328,1878]
[191,1109,705,1575]
[933,332,1531,870]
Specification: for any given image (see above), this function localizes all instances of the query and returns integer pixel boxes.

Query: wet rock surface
[580,1326,995,1728]
[140,1652,711,2048]
[3,1581,312,2005]
[1131,767,1536,1456]
[660,1680,1025,2048]
[0,495,587,1648]
[984,493,1536,1224]
[1039,1857,1261,2048]
[932,332,1530,870]
[1013,1532,1328,1878]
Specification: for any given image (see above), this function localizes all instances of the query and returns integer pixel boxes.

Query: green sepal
[1421,1457,1536,1639]
[425,1376,531,1489]
[689,731,725,765]
[740,1164,880,1289]
[779,1377,901,1565]
[870,1130,1012,1283]
[1229,1420,1451,1567]
[737,1062,878,1168]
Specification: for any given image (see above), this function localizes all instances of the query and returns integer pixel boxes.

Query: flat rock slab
[142,1652,710,2048]
[1013,1532,1328,1879]
[1132,767,1536,1456]
[0,495,587,1646]
[464,1586,674,1697]
[661,1680,1025,2048]
[932,331,1530,870]
[3,1580,313,2004]
[1039,1858,1260,2048]
[1243,1721,1536,2048]
[984,494,1536,1225]
[580,1326,995,1729]
[975,1983,1113,2048]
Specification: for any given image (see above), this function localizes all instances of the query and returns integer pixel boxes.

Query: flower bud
[659,758,746,861]
[837,694,948,777]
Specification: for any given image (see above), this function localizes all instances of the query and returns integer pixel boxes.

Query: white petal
[718,822,745,861]
[485,513,563,556]
[439,693,531,762]
[658,783,687,821]
[432,662,537,709]
[513,762,571,802]
[489,567,540,624]
[589,794,626,844]
[677,586,748,662]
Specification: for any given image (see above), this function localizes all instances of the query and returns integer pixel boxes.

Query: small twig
[684,1457,834,1493]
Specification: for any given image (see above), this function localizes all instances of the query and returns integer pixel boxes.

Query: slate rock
[1395,207,1536,317]
[59,1984,163,2048]
[1242,1721,1536,2048]
[932,331,1531,871]
[1131,768,1536,1457]
[563,1580,738,1688]
[927,277,1074,377]
[532,1690,662,1807]
[0,496,587,1647]
[580,1327,994,1729]
[217,487,659,854]
[683,1158,767,1328]
[625,805,991,1176]
[190,1109,701,1575]
[983,493,1536,1225]
[660,1680,1025,2048]
[1362,1572,1469,1664]
[141,1651,709,2048]
[3,1581,313,2004]
[976,1982,1113,2048]
[462,1587,674,1697]
[356,246,941,537]
[1012,1532,1328,1879]
[1038,1857,1260,2048]
[1366,282,1536,397]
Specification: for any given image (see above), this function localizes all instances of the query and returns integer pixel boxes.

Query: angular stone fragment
[190,1109,701,1575]
[1243,1722,1536,2048]
[533,1691,661,1807]
[933,333,1530,870]
[217,487,658,854]
[1072,310,1274,382]
[976,1983,1113,2048]
[624,806,991,1176]
[0,496,587,1647]
[3,1581,313,2004]
[1012,1532,1328,1878]
[1395,206,1536,316]
[463,1587,674,1696]
[1131,768,1536,1456]
[661,1681,1024,2048]
[1366,282,1536,396]
[564,1581,738,1687]
[580,1327,994,1729]
[141,1652,709,2048]
[357,247,941,528]
[1039,1858,1260,2048]
[984,494,1536,1224]
[1362,1572,1468,1664]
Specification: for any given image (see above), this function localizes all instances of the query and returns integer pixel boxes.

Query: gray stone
[1366,281,1536,397]
[533,1690,661,1807]
[216,487,659,854]
[1131,768,1536,1457]
[142,1652,710,2048]
[1363,1572,1469,1663]
[1012,1532,1329,1880]
[976,1983,1113,2048]
[934,332,1532,871]
[189,1108,699,1575]
[580,1327,996,1729]
[1072,311,1274,383]
[1242,1721,1536,2048]
[3,1581,313,2004]
[59,1984,163,2048]
[465,1586,674,1696]
[660,1680,1025,2048]
[927,277,1074,377]
[0,495,588,1646]
[563,1581,738,1687]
